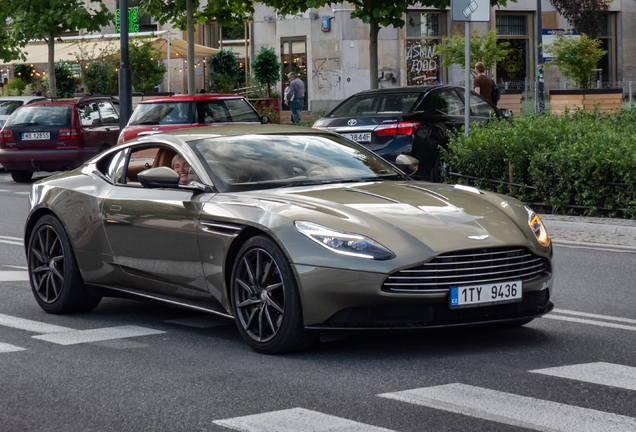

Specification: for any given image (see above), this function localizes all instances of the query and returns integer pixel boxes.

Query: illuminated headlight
[294,221,395,260]
[524,205,550,247]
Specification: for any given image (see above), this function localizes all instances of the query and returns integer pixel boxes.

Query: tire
[429,153,448,183]
[27,215,101,314]
[10,170,33,183]
[230,235,316,354]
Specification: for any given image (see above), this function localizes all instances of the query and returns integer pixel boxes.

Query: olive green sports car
[25,125,553,354]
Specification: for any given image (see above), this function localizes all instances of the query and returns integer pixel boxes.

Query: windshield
[5,106,71,128]
[128,102,194,125]
[329,93,422,117]
[192,133,405,192]
[0,100,24,116]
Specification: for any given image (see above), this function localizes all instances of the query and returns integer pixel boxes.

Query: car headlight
[524,205,550,247]
[294,221,395,260]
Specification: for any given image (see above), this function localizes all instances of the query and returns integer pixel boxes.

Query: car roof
[23,96,117,107]
[0,96,46,103]
[349,85,462,96]
[138,124,324,143]
[138,94,246,104]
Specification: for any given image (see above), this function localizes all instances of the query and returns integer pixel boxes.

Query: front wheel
[27,215,101,314]
[230,235,316,354]
[10,170,33,183]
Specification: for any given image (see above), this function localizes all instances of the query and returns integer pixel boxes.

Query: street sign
[451,0,490,22]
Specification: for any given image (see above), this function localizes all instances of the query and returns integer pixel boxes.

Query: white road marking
[378,383,636,432]
[0,235,22,241]
[552,309,636,325]
[543,314,636,332]
[0,239,23,246]
[32,325,165,345]
[0,190,10,193]
[13,192,30,195]
[0,313,73,334]
[166,315,230,328]
[553,241,636,254]
[0,271,29,282]
[214,407,396,432]
[531,362,636,392]
[2,265,28,270]
[0,342,26,353]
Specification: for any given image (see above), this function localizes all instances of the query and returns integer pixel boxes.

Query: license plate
[449,280,522,309]
[22,132,50,140]
[342,132,371,143]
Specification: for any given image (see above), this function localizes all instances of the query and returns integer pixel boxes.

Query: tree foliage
[129,40,167,92]
[544,33,606,89]
[55,63,77,98]
[549,0,610,39]
[138,0,253,29]
[252,47,281,98]
[0,0,113,97]
[210,49,241,82]
[436,30,510,73]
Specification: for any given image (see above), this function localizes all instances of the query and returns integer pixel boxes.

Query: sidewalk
[541,214,636,250]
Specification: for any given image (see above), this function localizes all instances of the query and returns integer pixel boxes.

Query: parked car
[117,94,269,144]
[312,85,505,182]
[0,96,46,129]
[25,124,553,354]
[0,96,120,182]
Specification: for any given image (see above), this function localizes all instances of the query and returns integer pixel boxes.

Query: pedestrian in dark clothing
[284,72,305,124]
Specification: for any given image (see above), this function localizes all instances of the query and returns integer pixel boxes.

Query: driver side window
[124,145,200,187]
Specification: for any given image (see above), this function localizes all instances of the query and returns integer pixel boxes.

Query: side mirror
[261,115,271,124]
[395,154,419,175]
[138,167,180,188]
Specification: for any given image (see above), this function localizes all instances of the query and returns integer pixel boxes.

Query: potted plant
[250,47,282,123]
[543,33,620,113]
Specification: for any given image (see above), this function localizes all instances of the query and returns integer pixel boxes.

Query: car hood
[254,181,533,255]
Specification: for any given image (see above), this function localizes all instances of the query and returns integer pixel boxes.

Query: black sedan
[312,85,504,182]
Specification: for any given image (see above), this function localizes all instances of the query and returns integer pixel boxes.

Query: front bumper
[293,264,553,329]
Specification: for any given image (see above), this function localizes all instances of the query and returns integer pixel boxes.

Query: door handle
[110,205,122,211]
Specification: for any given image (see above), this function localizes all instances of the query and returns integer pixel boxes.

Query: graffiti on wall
[312,57,341,93]
[406,40,440,85]
[378,68,400,88]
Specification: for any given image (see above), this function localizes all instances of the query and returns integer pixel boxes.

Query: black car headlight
[295,221,395,260]
[524,205,550,247]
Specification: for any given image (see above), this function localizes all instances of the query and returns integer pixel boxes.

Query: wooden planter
[498,90,523,115]
[549,89,623,114]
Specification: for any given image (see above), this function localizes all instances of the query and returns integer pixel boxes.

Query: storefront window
[405,12,443,85]
[496,14,530,90]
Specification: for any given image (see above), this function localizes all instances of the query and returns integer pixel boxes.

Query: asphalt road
[1,171,635,432]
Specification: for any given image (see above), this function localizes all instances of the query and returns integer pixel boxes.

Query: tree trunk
[187,0,195,95]
[369,21,379,90]
[47,34,57,97]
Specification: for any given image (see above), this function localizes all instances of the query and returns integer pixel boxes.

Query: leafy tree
[138,0,254,94]
[209,48,241,91]
[436,30,510,75]
[264,0,511,89]
[55,63,78,98]
[129,40,167,92]
[549,0,610,39]
[0,0,113,97]
[252,47,281,98]
[83,61,118,94]
[0,14,22,63]
[14,64,35,84]
[543,33,606,88]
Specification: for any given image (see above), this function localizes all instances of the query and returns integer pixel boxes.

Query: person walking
[284,72,305,124]
[473,61,493,104]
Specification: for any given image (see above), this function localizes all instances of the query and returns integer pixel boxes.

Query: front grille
[383,247,548,293]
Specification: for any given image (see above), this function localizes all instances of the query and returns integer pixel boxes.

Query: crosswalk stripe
[214,407,397,432]
[553,309,636,325]
[531,362,636,391]
[378,383,636,432]
[0,235,22,241]
[32,325,165,345]
[0,271,29,282]
[544,314,636,332]
[0,342,26,353]
[0,239,23,246]
[0,313,73,334]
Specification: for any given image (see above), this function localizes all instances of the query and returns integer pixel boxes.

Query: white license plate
[342,132,371,143]
[449,280,522,309]
[22,132,50,140]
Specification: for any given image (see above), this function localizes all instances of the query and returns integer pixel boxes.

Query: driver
[171,154,191,185]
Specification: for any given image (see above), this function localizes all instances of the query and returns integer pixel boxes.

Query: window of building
[496,13,531,90]
[405,12,443,86]
[596,14,616,84]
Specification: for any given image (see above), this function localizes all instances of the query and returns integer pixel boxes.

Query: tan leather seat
[152,147,177,169]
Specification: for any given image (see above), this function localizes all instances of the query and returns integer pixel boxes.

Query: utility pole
[536,0,545,113]
[187,0,195,95]
[119,0,133,129]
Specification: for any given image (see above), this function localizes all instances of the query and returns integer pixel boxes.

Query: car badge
[347,119,357,126]
[468,235,489,240]
[152,127,159,131]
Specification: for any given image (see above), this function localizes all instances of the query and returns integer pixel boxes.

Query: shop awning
[1,34,219,65]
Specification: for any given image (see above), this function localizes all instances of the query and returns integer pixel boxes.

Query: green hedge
[442,109,636,218]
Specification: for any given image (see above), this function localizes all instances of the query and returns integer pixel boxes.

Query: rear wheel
[27,215,101,314]
[10,170,33,183]
[230,235,316,354]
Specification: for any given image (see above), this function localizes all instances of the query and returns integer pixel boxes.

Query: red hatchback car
[117,94,268,144]
[0,96,120,182]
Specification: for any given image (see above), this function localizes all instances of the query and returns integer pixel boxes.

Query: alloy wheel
[233,247,286,343]
[29,224,65,304]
